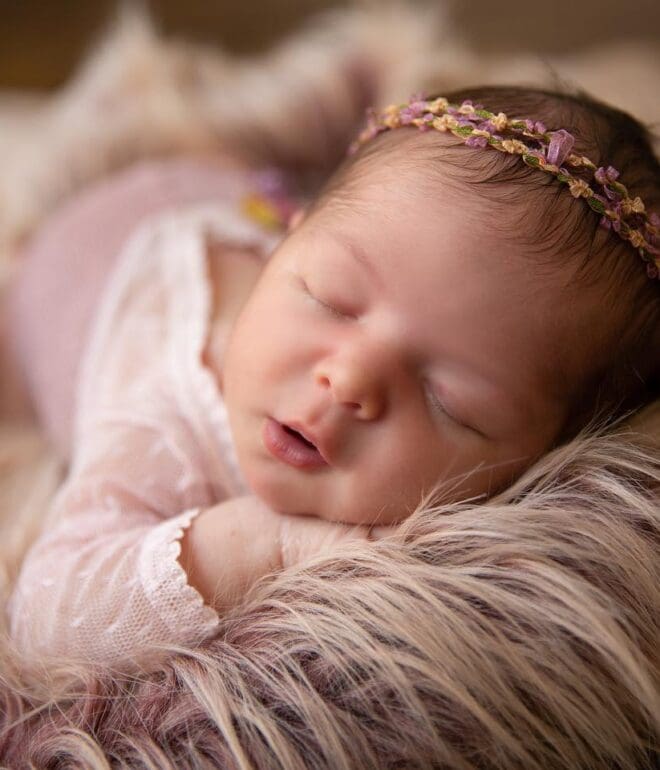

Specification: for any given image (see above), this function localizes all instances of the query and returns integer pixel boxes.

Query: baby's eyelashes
[424,381,485,437]
[298,276,356,320]
[424,382,454,421]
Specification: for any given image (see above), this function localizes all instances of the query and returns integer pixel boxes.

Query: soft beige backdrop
[1,0,659,90]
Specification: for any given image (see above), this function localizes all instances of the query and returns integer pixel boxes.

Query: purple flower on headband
[400,100,428,124]
[523,119,547,135]
[547,129,575,166]
[466,134,489,148]
[410,99,427,112]
[399,108,416,125]
[476,120,497,134]
[594,166,620,185]
[603,185,621,201]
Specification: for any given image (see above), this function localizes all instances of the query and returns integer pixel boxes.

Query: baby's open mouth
[282,424,316,449]
[262,418,328,469]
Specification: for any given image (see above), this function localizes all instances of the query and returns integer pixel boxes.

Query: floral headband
[349,95,660,281]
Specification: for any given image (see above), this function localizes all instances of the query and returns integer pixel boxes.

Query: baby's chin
[238,456,410,526]
[302,503,409,527]
[253,485,407,527]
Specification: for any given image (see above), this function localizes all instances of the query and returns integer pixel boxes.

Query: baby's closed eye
[298,276,357,320]
[294,270,483,436]
[424,383,485,437]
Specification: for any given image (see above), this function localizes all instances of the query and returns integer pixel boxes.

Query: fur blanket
[0,4,658,767]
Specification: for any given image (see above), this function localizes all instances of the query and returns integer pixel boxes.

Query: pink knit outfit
[7,172,284,668]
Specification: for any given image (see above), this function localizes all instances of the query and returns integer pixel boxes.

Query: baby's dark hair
[311,84,660,445]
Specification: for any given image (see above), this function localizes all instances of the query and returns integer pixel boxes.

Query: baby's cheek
[321,466,417,526]
[353,436,450,524]
[222,313,263,387]
[238,313,297,386]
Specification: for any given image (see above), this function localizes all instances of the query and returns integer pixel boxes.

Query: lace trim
[139,507,220,636]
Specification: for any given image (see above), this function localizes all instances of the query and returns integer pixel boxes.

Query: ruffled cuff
[138,508,220,642]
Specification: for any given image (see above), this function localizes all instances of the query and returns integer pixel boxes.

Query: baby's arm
[7,418,376,669]
[178,495,377,613]
[6,422,220,668]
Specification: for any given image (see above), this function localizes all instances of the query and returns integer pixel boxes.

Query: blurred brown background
[1,0,659,92]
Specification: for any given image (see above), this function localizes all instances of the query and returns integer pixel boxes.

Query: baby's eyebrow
[330,232,383,289]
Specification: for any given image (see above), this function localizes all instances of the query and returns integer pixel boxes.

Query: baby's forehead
[302,181,603,389]
[317,144,515,238]
[344,128,484,181]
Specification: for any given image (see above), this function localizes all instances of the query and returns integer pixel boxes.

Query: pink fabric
[7,190,283,668]
[8,157,265,462]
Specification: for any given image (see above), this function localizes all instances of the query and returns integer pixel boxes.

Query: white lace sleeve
[7,202,280,670]
[7,417,221,668]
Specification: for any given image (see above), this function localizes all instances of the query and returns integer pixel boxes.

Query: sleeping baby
[5,85,659,669]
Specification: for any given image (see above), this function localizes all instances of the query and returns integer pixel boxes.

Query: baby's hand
[277,512,393,569]
[178,495,394,612]
[219,494,395,569]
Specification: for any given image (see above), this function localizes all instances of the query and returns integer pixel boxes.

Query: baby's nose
[314,359,386,421]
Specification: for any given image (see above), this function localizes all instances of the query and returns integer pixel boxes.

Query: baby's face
[222,164,587,525]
